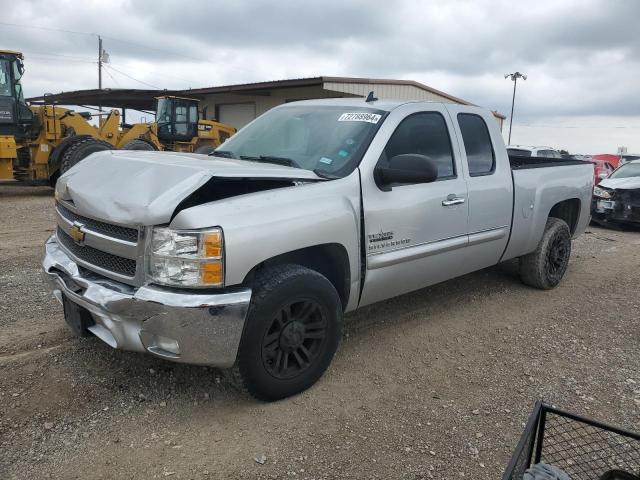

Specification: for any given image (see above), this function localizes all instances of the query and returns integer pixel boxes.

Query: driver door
[359,106,469,306]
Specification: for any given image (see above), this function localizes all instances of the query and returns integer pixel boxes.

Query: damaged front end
[592,187,640,225]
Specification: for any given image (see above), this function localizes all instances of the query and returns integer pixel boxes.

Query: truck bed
[501,159,593,263]
[509,155,590,170]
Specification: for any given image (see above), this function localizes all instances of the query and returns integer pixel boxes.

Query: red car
[592,158,615,185]
[592,154,620,169]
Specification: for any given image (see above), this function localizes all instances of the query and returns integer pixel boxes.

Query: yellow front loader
[0,50,236,185]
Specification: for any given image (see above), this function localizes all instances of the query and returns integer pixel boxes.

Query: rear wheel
[121,139,157,151]
[229,264,343,401]
[60,137,113,174]
[519,217,572,289]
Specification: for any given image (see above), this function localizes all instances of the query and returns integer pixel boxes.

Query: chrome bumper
[42,234,251,368]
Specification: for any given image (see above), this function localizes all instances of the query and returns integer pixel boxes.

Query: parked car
[592,159,640,226]
[593,153,621,169]
[620,154,640,165]
[43,99,593,400]
[593,158,615,185]
[507,145,563,158]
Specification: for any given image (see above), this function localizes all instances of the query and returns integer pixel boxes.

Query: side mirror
[376,154,438,187]
[598,172,608,180]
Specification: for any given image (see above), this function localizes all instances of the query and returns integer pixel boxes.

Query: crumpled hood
[599,176,640,190]
[56,150,321,225]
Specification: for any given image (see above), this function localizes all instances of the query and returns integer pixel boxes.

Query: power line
[102,66,120,86]
[0,21,254,74]
[23,55,95,64]
[1,21,219,66]
[103,64,160,89]
[22,51,95,62]
[100,36,211,64]
[0,21,95,37]
[108,62,196,86]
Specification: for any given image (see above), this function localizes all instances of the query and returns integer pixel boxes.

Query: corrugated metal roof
[27,88,184,111]
[182,76,468,104]
[26,76,506,119]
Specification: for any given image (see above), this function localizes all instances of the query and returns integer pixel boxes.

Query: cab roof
[280,97,466,112]
[0,50,23,58]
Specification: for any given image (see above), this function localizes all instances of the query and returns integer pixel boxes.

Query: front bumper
[592,197,640,225]
[42,234,251,368]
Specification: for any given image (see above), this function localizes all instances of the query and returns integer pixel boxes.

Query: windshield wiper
[239,155,302,169]
[312,169,341,180]
[211,150,237,158]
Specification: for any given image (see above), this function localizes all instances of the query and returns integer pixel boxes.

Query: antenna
[365,91,378,102]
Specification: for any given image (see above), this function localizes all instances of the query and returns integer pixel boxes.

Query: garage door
[218,103,256,129]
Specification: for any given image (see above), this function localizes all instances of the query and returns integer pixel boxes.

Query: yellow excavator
[0,50,236,185]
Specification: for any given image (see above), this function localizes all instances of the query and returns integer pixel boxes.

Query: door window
[457,114,495,176]
[380,112,455,180]
[0,61,12,97]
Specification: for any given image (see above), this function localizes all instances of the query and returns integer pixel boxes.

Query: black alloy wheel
[519,217,572,290]
[546,235,569,278]
[261,299,328,380]
[229,264,342,401]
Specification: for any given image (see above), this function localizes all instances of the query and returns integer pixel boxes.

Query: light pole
[504,71,527,145]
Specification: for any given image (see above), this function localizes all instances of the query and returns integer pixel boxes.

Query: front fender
[170,171,362,306]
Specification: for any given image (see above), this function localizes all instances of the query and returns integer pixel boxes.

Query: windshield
[215,105,386,177]
[156,98,172,125]
[0,60,11,97]
[609,162,640,179]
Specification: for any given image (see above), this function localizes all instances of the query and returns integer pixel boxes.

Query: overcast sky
[2,0,639,154]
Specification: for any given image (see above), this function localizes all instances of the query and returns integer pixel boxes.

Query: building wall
[323,81,456,103]
[200,82,503,129]
[200,85,356,126]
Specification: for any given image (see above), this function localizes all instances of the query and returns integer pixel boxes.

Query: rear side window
[507,148,531,157]
[537,149,560,158]
[381,112,455,179]
[458,114,495,176]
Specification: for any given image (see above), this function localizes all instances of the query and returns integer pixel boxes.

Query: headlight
[148,227,224,287]
[593,186,611,199]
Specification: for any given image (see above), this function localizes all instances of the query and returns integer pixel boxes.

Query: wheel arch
[548,198,581,235]
[242,243,351,311]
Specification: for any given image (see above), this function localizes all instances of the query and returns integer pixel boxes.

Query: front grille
[57,227,137,277]
[56,203,139,243]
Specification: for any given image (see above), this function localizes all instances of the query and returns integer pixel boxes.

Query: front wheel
[519,217,572,289]
[229,264,343,401]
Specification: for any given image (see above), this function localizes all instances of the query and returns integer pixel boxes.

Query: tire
[519,217,572,290]
[60,137,113,174]
[194,144,216,155]
[229,264,343,401]
[121,139,157,151]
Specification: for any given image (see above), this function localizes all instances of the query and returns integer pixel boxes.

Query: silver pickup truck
[43,98,593,400]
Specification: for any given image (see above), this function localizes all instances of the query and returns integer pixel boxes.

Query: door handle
[442,195,465,206]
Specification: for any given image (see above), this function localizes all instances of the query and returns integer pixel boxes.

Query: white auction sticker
[338,112,382,124]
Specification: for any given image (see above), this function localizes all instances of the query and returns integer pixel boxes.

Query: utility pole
[504,71,527,145]
[98,35,103,112]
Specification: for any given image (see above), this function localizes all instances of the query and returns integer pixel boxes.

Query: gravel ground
[1,184,639,480]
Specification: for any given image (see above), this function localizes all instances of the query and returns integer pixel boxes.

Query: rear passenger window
[457,114,495,176]
[381,112,455,179]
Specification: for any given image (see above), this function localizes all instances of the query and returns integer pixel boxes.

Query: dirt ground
[1,184,639,480]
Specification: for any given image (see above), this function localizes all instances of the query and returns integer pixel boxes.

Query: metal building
[28,76,505,130]
[181,76,506,129]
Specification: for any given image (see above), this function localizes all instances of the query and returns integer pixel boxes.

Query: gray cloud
[1,0,639,151]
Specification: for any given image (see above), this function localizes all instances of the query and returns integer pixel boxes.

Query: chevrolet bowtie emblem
[70,222,86,243]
